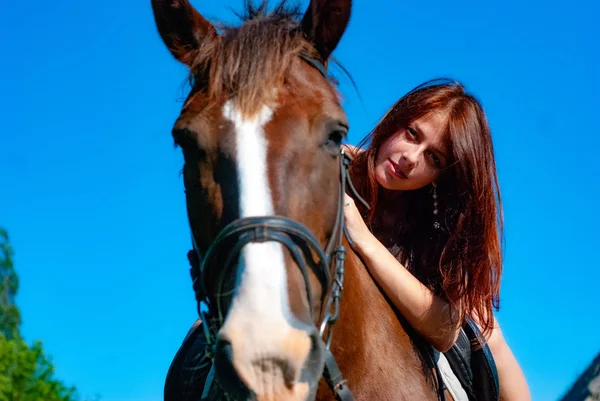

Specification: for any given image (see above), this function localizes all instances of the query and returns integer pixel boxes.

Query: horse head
[151,1,354,400]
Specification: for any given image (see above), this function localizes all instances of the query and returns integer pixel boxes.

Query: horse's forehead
[179,92,343,132]
[176,61,345,145]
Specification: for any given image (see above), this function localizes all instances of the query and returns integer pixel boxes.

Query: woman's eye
[428,152,442,167]
[407,127,418,139]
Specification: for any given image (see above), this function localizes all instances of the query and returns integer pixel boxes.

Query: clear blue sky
[1,1,598,400]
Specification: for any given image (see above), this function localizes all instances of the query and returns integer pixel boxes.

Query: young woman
[342,78,530,400]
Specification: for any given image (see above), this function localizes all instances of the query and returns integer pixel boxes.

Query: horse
[150,0,448,400]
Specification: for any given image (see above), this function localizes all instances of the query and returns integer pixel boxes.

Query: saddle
[439,316,500,401]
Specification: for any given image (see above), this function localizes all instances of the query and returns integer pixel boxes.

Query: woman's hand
[343,194,376,255]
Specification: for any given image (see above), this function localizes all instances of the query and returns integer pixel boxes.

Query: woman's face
[375,112,450,191]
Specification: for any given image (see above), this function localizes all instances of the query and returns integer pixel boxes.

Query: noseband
[186,55,369,401]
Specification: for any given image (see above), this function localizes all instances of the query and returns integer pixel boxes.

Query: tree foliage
[0,337,81,401]
[0,228,20,339]
[0,227,95,401]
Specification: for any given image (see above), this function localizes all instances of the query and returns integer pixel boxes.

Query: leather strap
[323,349,354,401]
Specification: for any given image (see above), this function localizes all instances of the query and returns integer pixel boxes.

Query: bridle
[186,55,369,401]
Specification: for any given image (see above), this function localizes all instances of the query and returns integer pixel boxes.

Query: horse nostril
[213,338,251,399]
[214,338,233,364]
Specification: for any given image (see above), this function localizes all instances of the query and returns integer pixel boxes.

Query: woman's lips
[388,158,408,179]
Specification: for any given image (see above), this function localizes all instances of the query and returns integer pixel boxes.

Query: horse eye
[172,128,208,161]
[172,127,196,149]
[328,130,345,146]
[326,123,348,147]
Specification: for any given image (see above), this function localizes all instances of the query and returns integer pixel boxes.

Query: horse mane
[188,0,319,116]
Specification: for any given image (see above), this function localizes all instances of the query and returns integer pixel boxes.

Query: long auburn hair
[349,78,503,337]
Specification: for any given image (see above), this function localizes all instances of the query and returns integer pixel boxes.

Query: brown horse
[151,0,447,400]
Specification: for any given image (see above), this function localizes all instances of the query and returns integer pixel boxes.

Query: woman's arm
[344,194,532,399]
[475,317,532,401]
[343,194,461,352]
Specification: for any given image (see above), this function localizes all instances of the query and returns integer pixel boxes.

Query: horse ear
[151,0,217,66]
[301,0,352,62]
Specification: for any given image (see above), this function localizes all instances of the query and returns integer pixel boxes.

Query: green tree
[0,228,20,339]
[0,227,95,401]
[0,337,80,401]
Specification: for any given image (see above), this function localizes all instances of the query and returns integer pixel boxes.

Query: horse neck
[318,247,439,401]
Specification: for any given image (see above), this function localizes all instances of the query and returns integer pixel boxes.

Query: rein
[186,55,369,401]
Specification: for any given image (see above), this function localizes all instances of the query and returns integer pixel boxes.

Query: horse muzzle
[214,311,325,401]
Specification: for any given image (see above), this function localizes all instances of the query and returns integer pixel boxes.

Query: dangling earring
[432,182,440,230]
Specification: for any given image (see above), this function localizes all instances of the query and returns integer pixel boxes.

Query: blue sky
[0,0,598,400]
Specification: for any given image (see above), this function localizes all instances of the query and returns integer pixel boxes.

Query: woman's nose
[402,147,420,168]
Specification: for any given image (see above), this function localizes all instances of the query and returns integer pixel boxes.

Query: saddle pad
[437,351,469,401]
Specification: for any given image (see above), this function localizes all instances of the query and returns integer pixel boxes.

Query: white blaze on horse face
[219,101,312,398]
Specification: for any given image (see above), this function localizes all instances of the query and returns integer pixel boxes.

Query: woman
[342,78,530,400]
